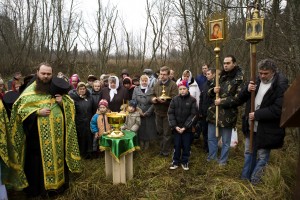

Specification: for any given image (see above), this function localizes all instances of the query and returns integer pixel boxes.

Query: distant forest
[0,0,299,82]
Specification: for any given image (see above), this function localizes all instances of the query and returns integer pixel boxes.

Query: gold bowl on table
[106,112,127,137]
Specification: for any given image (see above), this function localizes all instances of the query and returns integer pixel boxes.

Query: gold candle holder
[159,85,171,100]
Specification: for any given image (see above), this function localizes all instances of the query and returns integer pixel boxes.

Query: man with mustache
[8,63,82,198]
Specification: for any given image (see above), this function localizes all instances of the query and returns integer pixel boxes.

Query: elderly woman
[132,75,157,150]
[69,82,94,159]
[176,70,200,107]
[100,76,129,112]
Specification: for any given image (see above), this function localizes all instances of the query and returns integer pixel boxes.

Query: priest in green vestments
[7,63,82,197]
[0,99,9,199]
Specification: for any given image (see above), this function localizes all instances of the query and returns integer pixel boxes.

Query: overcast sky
[78,0,146,32]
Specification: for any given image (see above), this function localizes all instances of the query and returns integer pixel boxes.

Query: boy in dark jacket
[168,80,198,170]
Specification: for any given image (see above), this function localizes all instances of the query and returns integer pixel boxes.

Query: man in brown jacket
[152,66,178,156]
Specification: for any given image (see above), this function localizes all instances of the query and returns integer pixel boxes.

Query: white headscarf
[182,70,192,83]
[108,76,119,101]
[140,75,150,93]
[176,70,193,85]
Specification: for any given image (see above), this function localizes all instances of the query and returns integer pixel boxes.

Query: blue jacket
[195,74,207,92]
[90,113,99,134]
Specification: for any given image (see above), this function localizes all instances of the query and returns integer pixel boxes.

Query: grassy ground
[8,128,299,200]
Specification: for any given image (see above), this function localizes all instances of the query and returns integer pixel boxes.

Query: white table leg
[112,155,126,184]
[125,153,133,180]
[105,151,112,178]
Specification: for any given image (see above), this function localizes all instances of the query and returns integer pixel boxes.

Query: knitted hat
[128,99,137,108]
[98,99,108,107]
[0,78,3,85]
[177,80,189,89]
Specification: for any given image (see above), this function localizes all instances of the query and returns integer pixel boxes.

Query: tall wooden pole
[249,43,256,152]
[246,1,264,152]
[214,46,221,137]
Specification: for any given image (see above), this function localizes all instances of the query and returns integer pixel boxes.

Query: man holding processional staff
[206,55,244,166]
[205,15,245,166]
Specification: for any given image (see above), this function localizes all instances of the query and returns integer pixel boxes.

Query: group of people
[0,55,289,199]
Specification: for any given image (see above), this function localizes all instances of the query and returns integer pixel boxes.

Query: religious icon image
[247,23,253,37]
[255,21,262,35]
[209,19,224,41]
[245,19,264,41]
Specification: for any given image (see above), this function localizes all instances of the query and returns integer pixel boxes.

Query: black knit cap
[128,99,137,108]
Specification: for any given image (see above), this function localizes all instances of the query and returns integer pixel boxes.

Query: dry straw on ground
[8,128,299,200]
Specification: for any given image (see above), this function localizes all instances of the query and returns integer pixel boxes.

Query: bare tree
[0,0,38,71]
[96,0,118,73]
[146,0,172,68]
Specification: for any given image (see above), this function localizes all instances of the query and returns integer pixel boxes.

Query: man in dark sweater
[152,66,178,157]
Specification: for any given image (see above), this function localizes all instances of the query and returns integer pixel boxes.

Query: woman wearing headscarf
[132,75,157,150]
[69,74,80,90]
[69,82,94,159]
[100,76,129,112]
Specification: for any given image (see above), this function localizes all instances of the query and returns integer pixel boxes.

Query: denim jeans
[241,135,271,184]
[251,149,270,184]
[172,131,193,165]
[241,137,257,180]
[207,123,232,164]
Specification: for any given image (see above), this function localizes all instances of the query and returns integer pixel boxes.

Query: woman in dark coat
[100,76,129,112]
[123,76,135,100]
[69,82,94,158]
[132,75,157,149]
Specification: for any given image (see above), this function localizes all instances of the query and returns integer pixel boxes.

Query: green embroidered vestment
[8,81,82,190]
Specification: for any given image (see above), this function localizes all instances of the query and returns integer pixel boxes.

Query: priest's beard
[35,77,51,94]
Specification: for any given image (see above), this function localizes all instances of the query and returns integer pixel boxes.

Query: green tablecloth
[100,130,140,162]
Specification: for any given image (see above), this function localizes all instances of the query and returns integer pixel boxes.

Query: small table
[100,130,139,184]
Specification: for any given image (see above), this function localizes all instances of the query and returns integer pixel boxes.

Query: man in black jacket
[238,59,288,184]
